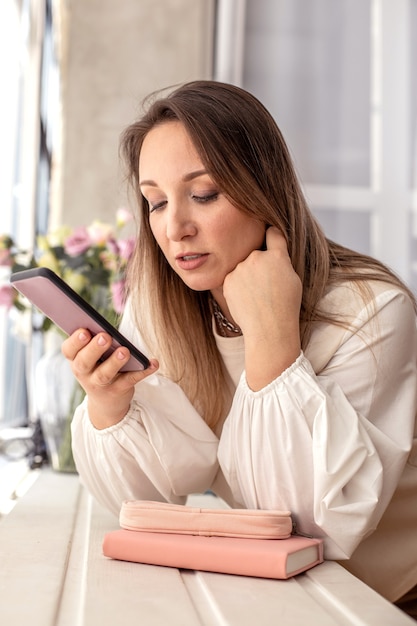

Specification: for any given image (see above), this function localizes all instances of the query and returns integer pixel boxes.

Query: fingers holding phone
[62,329,159,429]
[10,268,156,429]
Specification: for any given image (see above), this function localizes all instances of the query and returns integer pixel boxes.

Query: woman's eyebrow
[182,169,208,182]
[140,169,208,188]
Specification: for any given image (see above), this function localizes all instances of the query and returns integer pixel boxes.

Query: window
[0,0,59,425]
[215,0,417,289]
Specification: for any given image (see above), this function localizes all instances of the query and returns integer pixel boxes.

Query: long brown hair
[120,80,415,429]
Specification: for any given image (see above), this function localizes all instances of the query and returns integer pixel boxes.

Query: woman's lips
[175,253,209,270]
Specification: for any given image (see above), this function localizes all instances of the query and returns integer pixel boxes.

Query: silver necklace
[212,299,242,337]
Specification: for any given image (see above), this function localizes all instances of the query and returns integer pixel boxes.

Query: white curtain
[215,0,417,291]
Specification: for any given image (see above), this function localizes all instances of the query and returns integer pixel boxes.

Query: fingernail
[79,331,87,341]
[97,335,107,346]
[117,350,127,360]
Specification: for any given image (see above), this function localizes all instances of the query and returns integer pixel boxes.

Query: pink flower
[111,280,127,314]
[0,249,13,266]
[87,221,114,245]
[116,207,133,228]
[0,285,15,309]
[106,237,119,256]
[64,227,92,256]
[118,237,135,261]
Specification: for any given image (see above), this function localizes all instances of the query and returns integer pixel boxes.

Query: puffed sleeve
[217,287,417,559]
[71,304,219,516]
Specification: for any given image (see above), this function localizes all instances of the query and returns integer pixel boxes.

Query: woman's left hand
[223,227,302,390]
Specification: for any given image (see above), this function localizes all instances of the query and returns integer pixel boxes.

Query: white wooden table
[0,471,413,625]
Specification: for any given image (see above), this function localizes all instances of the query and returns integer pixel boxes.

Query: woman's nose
[166,204,197,241]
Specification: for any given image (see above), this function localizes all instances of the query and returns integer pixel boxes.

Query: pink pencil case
[119,500,293,539]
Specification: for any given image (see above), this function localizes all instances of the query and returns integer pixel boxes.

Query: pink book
[102,529,324,579]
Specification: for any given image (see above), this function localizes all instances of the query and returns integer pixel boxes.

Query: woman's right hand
[223,227,302,391]
[62,329,159,430]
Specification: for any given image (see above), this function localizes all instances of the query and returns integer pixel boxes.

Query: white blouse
[71,280,417,601]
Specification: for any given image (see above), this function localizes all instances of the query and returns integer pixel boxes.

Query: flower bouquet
[1,207,135,329]
[0,208,135,471]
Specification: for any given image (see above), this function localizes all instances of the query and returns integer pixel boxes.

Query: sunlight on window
[0,0,21,234]
[0,1,27,425]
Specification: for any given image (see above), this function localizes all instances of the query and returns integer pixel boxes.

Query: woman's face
[139,121,265,296]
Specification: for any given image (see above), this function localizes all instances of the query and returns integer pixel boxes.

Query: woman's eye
[149,200,167,213]
[148,191,219,212]
[192,192,219,203]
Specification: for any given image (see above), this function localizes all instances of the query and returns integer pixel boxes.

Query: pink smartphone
[10,267,150,372]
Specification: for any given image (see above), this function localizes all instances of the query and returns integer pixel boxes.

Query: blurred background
[0,0,416,438]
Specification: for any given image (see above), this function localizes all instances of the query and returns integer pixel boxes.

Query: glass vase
[34,331,85,472]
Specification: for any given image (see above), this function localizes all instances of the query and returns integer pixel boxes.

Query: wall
[51,0,215,228]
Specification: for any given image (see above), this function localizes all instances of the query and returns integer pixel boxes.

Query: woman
[63,81,417,611]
